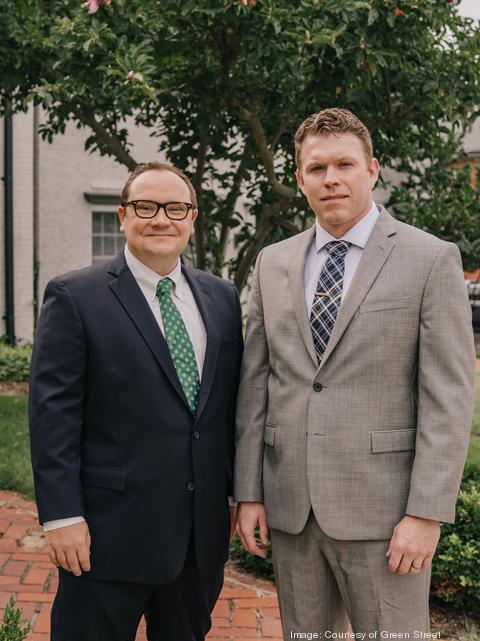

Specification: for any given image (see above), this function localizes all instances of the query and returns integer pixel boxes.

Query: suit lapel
[288,225,319,367]
[318,208,397,370]
[182,266,221,422]
[107,253,190,411]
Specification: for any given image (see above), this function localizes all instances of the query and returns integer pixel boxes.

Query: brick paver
[0,491,282,641]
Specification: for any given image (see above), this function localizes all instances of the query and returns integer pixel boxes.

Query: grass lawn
[466,373,480,467]
[0,376,479,501]
[0,395,34,500]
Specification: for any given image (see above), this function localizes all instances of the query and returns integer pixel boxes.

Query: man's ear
[368,158,381,190]
[295,167,306,195]
[190,208,199,235]
[117,206,126,232]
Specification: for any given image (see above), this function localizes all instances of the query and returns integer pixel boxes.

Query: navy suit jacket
[29,252,243,584]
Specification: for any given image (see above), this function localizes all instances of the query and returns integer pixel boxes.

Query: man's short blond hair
[120,161,197,208]
[294,108,373,167]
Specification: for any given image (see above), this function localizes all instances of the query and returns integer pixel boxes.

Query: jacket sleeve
[226,283,244,496]
[233,249,270,503]
[406,243,476,523]
[29,278,87,524]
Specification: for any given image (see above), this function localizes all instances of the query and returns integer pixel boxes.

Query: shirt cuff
[228,497,238,508]
[43,516,86,532]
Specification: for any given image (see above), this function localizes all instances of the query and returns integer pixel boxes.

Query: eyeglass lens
[134,201,189,219]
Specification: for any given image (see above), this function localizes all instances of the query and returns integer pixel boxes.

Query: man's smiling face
[117,168,197,274]
[296,132,380,238]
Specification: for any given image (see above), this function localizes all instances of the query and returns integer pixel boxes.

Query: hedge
[431,464,480,613]
[0,341,31,381]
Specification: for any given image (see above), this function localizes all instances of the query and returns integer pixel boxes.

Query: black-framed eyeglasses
[124,200,193,220]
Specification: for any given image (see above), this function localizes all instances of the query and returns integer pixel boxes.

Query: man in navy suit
[29,162,243,641]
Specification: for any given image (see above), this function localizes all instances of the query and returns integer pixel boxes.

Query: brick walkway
[0,491,282,641]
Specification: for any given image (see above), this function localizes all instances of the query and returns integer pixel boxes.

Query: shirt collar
[124,245,186,302]
[315,201,380,252]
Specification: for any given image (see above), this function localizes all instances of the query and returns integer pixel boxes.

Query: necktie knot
[156,278,174,298]
[325,240,351,259]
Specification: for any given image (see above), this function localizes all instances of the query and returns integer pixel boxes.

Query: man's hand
[229,505,237,540]
[386,515,441,575]
[46,522,91,576]
[236,502,269,558]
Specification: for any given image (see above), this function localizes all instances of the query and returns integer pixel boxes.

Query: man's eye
[340,163,352,167]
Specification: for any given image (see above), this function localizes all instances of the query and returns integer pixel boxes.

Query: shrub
[229,529,274,581]
[0,596,31,641]
[431,464,480,613]
[0,341,31,381]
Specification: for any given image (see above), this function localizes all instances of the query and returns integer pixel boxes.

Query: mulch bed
[0,381,28,395]
[430,600,479,640]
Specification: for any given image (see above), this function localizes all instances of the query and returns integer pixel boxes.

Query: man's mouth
[145,233,175,237]
[321,195,348,201]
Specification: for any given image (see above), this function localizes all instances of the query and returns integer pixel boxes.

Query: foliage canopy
[1,0,480,286]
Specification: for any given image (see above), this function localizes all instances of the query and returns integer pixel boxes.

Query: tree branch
[271,111,292,151]
[74,106,138,170]
[192,135,209,271]
[271,215,301,235]
[218,145,250,258]
[233,101,296,200]
[369,104,419,134]
[382,68,394,123]
[234,196,292,293]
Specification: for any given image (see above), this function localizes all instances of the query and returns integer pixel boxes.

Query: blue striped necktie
[310,240,352,362]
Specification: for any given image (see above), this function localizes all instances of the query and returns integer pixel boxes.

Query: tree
[1,0,479,289]
[388,143,480,272]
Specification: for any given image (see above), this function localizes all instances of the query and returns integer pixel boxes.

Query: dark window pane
[92,213,102,234]
[92,236,102,256]
[104,236,114,255]
[103,215,116,234]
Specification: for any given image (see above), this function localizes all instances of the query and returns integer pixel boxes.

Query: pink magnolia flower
[87,0,100,13]
[127,71,135,81]
[448,0,457,5]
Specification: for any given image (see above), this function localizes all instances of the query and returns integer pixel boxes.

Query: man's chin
[317,208,351,224]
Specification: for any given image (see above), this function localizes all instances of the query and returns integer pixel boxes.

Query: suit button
[313,383,323,392]
[193,431,200,440]
[187,481,195,491]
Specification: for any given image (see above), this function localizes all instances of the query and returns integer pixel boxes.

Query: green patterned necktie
[156,278,200,413]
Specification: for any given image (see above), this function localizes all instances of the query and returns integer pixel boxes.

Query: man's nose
[324,165,340,184]
[150,207,171,225]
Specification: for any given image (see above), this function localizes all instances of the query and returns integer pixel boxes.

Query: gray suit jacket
[234,207,475,539]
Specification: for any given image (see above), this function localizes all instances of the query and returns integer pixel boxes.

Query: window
[92,211,124,266]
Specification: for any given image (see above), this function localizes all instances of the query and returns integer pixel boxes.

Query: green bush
[0,596,31,641]
[229,531,274,581]
[431,464,480,613]
[0,341,31,381]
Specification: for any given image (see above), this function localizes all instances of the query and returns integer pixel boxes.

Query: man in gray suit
[234,108,475,637]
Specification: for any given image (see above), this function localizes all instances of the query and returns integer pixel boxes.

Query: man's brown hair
[120,162,198,208]
[294,108,373,167]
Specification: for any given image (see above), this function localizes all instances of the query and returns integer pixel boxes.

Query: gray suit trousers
[270,511,431,639]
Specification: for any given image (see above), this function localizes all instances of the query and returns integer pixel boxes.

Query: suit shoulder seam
[51,278,87,338]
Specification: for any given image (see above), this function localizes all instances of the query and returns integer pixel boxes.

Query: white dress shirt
[124,246,207,376]
[304,202,380,318]
[44,246,207,532]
